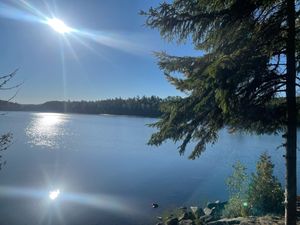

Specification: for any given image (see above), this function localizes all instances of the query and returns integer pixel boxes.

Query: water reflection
[26,113,68,148]
[0,185,136,214]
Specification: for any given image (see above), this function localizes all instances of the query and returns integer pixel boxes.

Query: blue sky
[0,0,198,104]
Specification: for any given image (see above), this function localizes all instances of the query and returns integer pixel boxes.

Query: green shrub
[223,161,250,218]
[223,195,249,218]
[247,152,284,216]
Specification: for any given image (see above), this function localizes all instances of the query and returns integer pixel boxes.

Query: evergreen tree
[248,153,284,215]
[142,0,299,224]
[223,162,249,218]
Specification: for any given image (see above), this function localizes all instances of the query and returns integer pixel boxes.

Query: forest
[0,96,163,117]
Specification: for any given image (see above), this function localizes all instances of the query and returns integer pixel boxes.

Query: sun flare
[49,189,60,200]
[47,18,72,34]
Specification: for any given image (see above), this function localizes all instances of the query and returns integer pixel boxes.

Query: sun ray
[0,2,41,23]
[47,18,73,34]
[0,0,149,60]
[17,0,48,20]
[68,34,112,63]
[59,39,67,105]
[62,36,80,62]
[0,185,138,215]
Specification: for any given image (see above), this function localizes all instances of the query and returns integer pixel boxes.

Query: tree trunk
[285,0,297,225]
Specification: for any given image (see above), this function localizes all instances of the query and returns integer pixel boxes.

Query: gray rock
[178,212,189,221]
[207,217,243,225]
[190,206,198,213]
[200,214,214,223]
[165,217,179,225]
[179,206,187,211]
[179,219,195,225]
[205,201,227,220]
[207,202,217,209]
[204,207,215,216]
[166,214,174,219]
[190,206,205,218]
[153,203,159,208]
[207,201,227,210]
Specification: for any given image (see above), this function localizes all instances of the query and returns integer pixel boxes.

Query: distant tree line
[1,96,300,120]
[0,96,164,117]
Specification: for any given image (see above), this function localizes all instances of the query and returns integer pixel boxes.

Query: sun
[49,189,60,200]
[47,18,72,34]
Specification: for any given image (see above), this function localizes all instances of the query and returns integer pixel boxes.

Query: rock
[152,203,159,208]
[156,223,163,225]
[204,207,215,216]
[205,201,227,220]
[165,217,179,225]
[207,217,243,225]
[207,202,217,209]
[178,212,189,221]
[239,216,285,225]
[157,216,163,220]
[190,206,197,213]
[206,221,226,225]
[200,214,214,223]
[190,206,205,218]
[207,201,227,210]
[179,206,187,211]
[179,219,195,225]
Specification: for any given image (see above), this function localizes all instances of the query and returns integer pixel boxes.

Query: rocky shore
[155,201,299,225]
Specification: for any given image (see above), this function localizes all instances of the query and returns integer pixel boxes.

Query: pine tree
[142,1,299,224]
[223,162,249,218]
[248,153,284,215]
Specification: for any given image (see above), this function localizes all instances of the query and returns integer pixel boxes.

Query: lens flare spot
[49,189,60,200]
[47,18,72,34]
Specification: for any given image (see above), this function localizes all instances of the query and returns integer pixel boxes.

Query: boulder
[206,217,243,225]
[165,217,179,225]
[207,201,227,210]
[200,214,214,223]
[204,207,214,216]
[179,219,195,225]
[190,206,205,218]
[179,206,188,211]
[166,214,174,219]
[205,201,227,220]
[152,203,159,208]
[178,212,189,221]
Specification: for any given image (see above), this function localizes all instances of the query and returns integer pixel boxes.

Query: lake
[0,111,299,225]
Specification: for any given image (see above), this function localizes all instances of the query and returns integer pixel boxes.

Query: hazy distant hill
[0,96,163,117]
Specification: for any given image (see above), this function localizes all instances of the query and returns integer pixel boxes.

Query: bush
[247,152,284,216]
[223,161,250,218]
[223,195,250,218]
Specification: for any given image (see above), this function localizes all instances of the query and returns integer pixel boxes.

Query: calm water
[0,111,299,225]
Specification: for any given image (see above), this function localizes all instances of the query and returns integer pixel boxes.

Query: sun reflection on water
[26,113,69,148]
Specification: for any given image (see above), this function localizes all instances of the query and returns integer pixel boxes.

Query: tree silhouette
[0,69,21,169]
[142,1,299,224]
[0,96,163,117]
